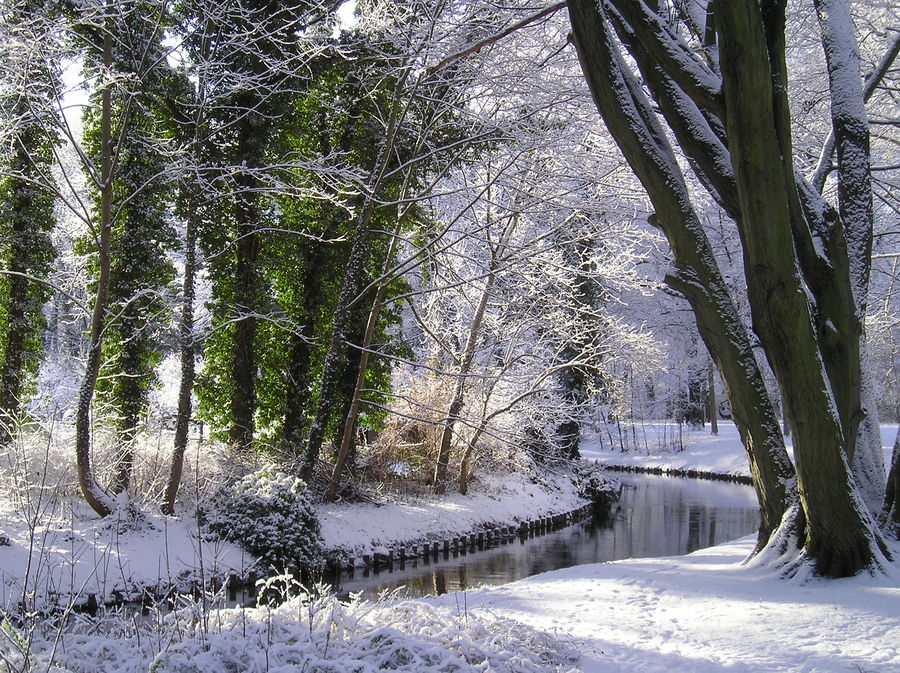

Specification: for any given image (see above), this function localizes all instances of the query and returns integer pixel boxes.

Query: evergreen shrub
[203,466,324,570]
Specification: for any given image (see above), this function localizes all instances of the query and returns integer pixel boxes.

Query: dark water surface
[328,472,760,599]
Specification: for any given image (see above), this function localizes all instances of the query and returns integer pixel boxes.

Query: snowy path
[450,536,900,673]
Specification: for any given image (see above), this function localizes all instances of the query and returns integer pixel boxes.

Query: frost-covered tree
[184,0,338,453]
[78,0,178,494]
[0,0,58,444]
[64,0,178,512]
[566,0,897,576]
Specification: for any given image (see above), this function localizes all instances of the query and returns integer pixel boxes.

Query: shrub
[203,466,324,570]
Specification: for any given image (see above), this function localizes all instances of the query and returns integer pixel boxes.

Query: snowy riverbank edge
[436,421,898,673]
[314,468,607,567]
[0,463,608,611]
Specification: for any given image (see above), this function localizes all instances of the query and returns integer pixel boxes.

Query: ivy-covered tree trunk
[0,118,56,444]
[301,70,410,481]
[75,17,117,517]
[229,171,261,451]
[281,240,337,453]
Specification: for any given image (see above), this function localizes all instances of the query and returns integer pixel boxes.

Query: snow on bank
[581,421,898,480]
[315,470,595,561]
[0,468,596,610]
[442,535,900,673]
[0,501,252,610]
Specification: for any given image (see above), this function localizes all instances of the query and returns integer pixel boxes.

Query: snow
[441,535,900,673]
[581,421,898,482]
[2,422,898,672]
[317,470,590,561]
[0,500,253,610]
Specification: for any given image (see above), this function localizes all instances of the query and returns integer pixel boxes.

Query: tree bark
[228,174,260,451]
[75,19,117,517]
[567,0,797,553]
[707,363,718,435]
[162,198,197,516]
[716,0,884,577]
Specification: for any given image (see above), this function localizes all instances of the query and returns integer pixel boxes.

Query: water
[328,472,760,599]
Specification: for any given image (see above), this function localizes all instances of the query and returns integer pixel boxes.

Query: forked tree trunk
[716,0,885,576]
[326,211,407,500]
[567,0,797,553]
[433,224,509,493]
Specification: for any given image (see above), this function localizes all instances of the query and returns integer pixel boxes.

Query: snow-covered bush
[202,466,324,570]
[13,585,579,673]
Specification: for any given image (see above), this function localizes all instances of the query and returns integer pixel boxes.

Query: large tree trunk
[567,0,797,553]
[229,176,259,451]
[716,0,884,577]
[0,251,32,444]
[0,113,55,445]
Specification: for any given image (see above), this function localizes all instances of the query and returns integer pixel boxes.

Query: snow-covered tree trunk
[567,0,798,554]
[432,239,501,493]
[569,0,890,577]
[716,0,885,576]
[814,0,884,513]
[75,14,117,517]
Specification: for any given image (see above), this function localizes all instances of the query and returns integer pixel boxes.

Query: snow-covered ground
[317,470,591,562]
[1,422,898,672]
[0,467,592,611]
[442,535,900,673]
[581,420,898,480]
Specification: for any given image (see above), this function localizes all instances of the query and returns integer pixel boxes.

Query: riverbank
[581,420,898,482]
[2,424,898,672]
[0,460,607,611]
[439,534,900,673]
[316,469,608,568]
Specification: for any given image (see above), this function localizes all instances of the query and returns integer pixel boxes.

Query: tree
[64,0,180,514]
[186,0,338,453]
[566,0,893,576]
[0,0,58,444]
[79,0,177,494]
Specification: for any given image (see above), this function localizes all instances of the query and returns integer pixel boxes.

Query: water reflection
[329,472,760,599]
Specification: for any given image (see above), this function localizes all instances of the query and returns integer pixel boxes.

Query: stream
[327,472,760,599]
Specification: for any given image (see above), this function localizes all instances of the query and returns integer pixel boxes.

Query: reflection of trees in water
[334,475,760,599]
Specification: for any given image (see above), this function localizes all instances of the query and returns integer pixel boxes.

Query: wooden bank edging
[599,462,753,486]
[331,499,603,572]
